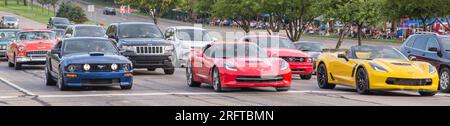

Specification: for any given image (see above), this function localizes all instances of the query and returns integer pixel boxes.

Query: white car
[164,26,216,67]
[1,16,19,29]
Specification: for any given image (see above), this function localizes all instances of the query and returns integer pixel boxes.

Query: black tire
[186,66,201,87]
[355,67,371,94]
[300,74,312,80]
[57,69,68,91]
[275,87,290,92]
[316,63,336,89]
[419,91,437,96]
[164,68,175,75]
[45,66,56,86]
[8,59,14,67]
[212,67,223,92]
[120,84,133,90]
[13,56,21,70]
[439,67,450,93]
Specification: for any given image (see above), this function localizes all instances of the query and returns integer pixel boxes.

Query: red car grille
[281,57,305,62]
[26,51,48,57]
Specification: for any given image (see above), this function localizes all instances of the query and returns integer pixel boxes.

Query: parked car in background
[103,7,117,15]
[241,35,314,80]
[6,29,57,70]
[317,45,438,96]
[1,16,19,29]
[294,41,327,73]
[187,42,292,92]
[0,29,20,57]
[106,22,175,74]
[165,26,216,67]
[45,37,133,91]
[47,17,70,30]
[399,32,450,93]
[64,24,106,38]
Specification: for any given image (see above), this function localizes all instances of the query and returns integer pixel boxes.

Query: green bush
[56,2,88,23]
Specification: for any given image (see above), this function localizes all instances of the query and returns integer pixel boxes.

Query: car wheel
[355,67,370,94]
[212,67,223,92]
[164,68,175,75]
[317,63,336,89]
[186,65,201,87]
[439,67,450,93]
[419,91,437,96]
[275,86,290,92]
[57,69,68,91]
[13,56,21,70]
[300,74,312,80]
[45,67,56,86]
[120,83,133,90]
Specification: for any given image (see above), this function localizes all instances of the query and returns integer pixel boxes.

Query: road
[2,9,450,106]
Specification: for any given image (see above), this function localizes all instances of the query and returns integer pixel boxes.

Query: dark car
[64,24,106,38]
[399,32,450,93]
[103,7,116,15]
[47,17,71,30]
[293,41,326,72]
[106,22,175,74]
[45,37,133,90]
[0,29,20,57]
[51,29,65,40]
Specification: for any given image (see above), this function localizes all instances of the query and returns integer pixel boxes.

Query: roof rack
[415,32,439,35]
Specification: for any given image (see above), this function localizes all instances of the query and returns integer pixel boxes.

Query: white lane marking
[0,76,36,96]
[36,90,352,98]
[0,96,20,99]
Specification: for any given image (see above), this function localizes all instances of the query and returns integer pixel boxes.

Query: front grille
[89,64,112,72]
[386,78,433,86]
[56,26,67,29]
[135,46,164,54]
[236,75,284,82]
[26,51,48,57]
[292,69,306,72]
[81,79,119,84]
[281,57,305,62]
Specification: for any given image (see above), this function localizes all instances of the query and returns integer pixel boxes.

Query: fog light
[66,74,77,78]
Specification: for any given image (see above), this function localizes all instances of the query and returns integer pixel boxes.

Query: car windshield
[176,29,212,41]
[52,30,65,37]
[119,24,163,38]
[295,42,324,52]
[0,31,17,40]
[212,43,268,58]
[75,26,106,37]
[18,31,56,41]
[63,39,118,55]
[353,46,408,60]
[53,18,69,24]
[247,37,296,49]
[440,37,450,51]
[4,17,17,22]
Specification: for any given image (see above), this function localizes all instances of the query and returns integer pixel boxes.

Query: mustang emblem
[97,65,106,69]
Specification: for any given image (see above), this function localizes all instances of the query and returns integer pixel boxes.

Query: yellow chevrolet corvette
[316,45,439,96]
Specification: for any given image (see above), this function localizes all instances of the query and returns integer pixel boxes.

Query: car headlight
[122,45,135,51]
[122,64,131,71]
[224,62,237,71]
[369,62,387,72]
[307,57,313,63]
[83,64,91,71]
[111,64,118,71]
[165,45,174,51]
[18,46,24,52]
[429,65,437,74]
[281,60,289,70]
[67,65,78,72]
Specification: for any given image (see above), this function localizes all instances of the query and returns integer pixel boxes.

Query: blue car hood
[62,54,131,64]
[119,38,172,46]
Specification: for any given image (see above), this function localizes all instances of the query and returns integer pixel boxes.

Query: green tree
[56,2,88,23]
[49,0,59,16]
[212,0,261,33]
[193,0,216,17]
[121,0,176,25]
[281,0,321,41]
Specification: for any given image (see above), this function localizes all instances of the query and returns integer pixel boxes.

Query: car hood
[370,59,433,77]
[217,57,285,75]
[305,51,321,59]
[119,38,172,46]
[266,48,310,57]
[20,40,56,51]
[63,54,131,64]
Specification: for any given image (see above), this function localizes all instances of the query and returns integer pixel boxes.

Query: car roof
[52,17,69,20]
[117,22,156,25]
[0,29,20,32]
[21,28,51,32]
[71,24,102,27]
[294,41,321,44]
[3,16,16,18]
[63,37,110,41]
[242,35,289,39]
[210,42,257,46]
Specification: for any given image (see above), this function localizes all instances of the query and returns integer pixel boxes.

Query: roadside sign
[88,5,95,12]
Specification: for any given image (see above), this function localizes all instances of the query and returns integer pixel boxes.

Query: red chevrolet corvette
[6,29,56,70]
[241,35,314,80]
[187,42,292,92]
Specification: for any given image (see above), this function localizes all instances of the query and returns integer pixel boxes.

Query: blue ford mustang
[45,37,133,90]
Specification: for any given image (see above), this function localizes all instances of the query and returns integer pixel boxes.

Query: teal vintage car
[0,29,20,57]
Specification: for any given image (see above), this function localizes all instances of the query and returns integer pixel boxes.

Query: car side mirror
[428,47,439,52]
[64,34,72,38]
[167,36,175,41]
[338,54,349,61]
[51,49,60,55]
[409,56,417,61]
